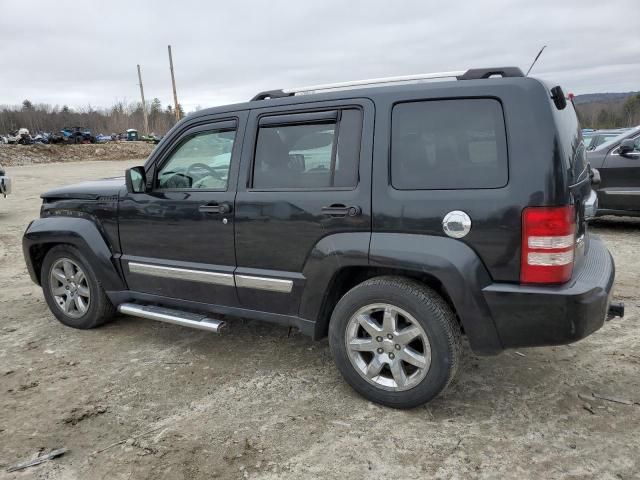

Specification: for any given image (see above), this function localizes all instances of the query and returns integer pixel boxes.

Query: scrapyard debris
[582,403,595,414]
[62,405,108,425]
[92,426,164,455]
[578,392,636,406]
[1,128,156,146]
[3,128,32,145]
[6,447,68,473]
[592,393,635,406]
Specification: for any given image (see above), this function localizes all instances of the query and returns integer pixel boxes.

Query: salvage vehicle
[6,128,32,144]
[23,67,624,408]
[0,163,11,198]
[126,129,139,141]
[588,125,640,217]
[61,127,95,144]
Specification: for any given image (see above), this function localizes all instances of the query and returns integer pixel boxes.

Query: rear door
[600,132,640,212]
[234,99,373,315]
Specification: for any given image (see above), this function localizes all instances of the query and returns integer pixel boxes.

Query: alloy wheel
[345,303,432,391]
[49,258,91,319]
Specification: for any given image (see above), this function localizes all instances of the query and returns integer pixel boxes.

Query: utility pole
[137,64,149,135]
[168,45,180,121]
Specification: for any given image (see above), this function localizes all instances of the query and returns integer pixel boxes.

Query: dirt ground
[0,143,154,167]
[0,160,638,480]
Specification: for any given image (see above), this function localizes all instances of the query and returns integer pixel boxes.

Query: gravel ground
[0,143,154,167]
[0,161,638,479]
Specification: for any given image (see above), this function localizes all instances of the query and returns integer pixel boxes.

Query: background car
[588,125,640,217]
[586,128,630,150]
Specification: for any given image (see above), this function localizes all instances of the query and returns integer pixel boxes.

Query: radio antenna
[526,45,547,76]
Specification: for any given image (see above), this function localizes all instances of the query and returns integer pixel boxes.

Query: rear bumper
[482,237,616,349]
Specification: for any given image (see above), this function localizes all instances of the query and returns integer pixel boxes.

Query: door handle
[199,202,232,214]
[321,204,362,217]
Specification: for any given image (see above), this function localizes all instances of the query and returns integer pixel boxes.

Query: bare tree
[0,99,180,135]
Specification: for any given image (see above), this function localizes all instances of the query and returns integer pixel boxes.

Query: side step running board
[118,303,226,333]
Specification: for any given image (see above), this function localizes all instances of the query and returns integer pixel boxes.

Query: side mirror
[125,166,147,193]
[618,139,636,156]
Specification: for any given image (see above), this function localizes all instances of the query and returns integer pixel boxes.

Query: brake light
[521,206,576,284]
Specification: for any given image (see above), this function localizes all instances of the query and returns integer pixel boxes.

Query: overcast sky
[1,0,639,112]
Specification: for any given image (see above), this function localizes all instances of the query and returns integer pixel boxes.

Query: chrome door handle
[321,204,362,217]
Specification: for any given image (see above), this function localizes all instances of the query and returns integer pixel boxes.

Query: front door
[600,133,640,212]
[118,114,246,306]
[234,100,373,315]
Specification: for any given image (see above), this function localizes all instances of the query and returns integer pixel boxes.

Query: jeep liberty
[23,67,624,408]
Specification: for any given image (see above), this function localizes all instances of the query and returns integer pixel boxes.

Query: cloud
[0,0,638,111]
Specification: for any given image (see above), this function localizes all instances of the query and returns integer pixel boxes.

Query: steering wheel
[186,162,219,179]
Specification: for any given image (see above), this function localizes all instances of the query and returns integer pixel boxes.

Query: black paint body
[23,75,616,355]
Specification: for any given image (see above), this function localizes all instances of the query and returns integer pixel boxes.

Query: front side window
[252,109,361,189]
[391,99,508,190]
[157,129,236,190]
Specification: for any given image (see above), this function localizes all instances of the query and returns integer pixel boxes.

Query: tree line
[575,93,640,129]
[0,99,185,136]
[2,93,639,135]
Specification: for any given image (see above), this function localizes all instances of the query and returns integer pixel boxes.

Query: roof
[189,66,529,119]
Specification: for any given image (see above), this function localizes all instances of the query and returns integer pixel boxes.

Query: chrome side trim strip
[605,190,640,195]
[235,274,293,293]
[128,262,235,287]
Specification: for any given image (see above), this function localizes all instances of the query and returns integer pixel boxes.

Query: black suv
[23,67,623,408]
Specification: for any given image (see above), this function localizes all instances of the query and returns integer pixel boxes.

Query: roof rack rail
[456,67,524,80]
[250,66,524,100]
[251,89,294,101]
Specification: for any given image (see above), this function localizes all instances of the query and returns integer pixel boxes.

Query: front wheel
[41,245,116,329]
[329,276,462,409]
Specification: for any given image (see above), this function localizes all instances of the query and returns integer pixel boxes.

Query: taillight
[521,206,576,284]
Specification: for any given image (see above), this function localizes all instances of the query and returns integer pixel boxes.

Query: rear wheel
[329,276,462,408]
[41,245,116,329]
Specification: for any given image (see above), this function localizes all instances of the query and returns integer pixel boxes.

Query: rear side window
[550,96,585,177]
[252,109,361,189]
[391,99,508,190]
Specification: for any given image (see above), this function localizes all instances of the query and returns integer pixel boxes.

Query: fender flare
[368,233,503,355]
[22,216,126,291]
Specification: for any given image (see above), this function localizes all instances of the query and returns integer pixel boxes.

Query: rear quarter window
[391,98,508,190]
[550,98,585,178]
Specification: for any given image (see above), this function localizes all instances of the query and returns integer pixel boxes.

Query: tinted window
[253,109,361,189]
[157,130,235,190]
[391,99,508,190]
[549,96,585,177]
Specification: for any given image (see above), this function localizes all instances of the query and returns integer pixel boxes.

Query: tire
[328,276,462,409]
[41,245,116,329]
